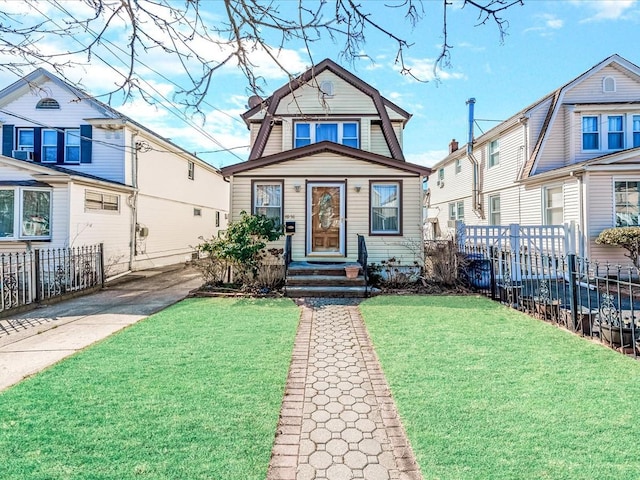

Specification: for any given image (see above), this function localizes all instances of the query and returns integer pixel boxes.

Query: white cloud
[571,0,638,22]
[523,14,564,36]
[406,149,449,168]
[395,57,465,83]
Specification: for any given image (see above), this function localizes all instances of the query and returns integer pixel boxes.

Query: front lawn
[362,295,640,480]
[0,297,299,480]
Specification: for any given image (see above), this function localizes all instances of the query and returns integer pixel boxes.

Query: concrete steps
[285,262,374,298]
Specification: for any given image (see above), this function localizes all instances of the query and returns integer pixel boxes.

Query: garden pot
[344,266,360,279]
[599,324,636,347]
[559,308,596,336]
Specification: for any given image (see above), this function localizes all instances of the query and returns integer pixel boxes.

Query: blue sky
[1,0,639,169]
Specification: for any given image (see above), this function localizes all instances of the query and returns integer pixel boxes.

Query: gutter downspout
[466,98,482,217]
[129,130,139,270]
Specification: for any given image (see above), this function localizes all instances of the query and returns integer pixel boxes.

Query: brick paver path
[267,299,422,480]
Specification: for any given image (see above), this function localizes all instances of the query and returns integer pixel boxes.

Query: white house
[427,54,640,264]
[0,68,228,276]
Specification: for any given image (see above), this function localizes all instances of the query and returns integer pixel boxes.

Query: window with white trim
[448,201,464,221]
[64,129,80,163]
[215,211,220,227]
[0,187,51,239]
[188,161,195,180]
[488,139,499,167]
[294,122,359,148]
[615,181,640,227]
[455,159,462,174]
[603,76,616,93]
[489,195,500,225]
[17,128,34,152]
[608,115,624,150]
[633,115,640,148]
[42,129,58,163]
[85,190,119,212]
[544,186,563,225]
[253,182,282,226]
[438,168,444,181]
[582,116,599,150]
[370,182,400,234]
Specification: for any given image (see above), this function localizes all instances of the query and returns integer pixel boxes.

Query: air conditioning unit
[12,150,34,161]
[436,179,444,188]
[447,220,457,228]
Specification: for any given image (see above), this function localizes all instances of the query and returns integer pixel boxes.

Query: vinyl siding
[264,124,282,156]
[564,65,640,104]
[533,108,566,174]
[526,97,553,157]
[369,124,391,157]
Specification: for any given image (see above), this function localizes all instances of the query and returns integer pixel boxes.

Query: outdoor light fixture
[354,185,362,193]
[293,184,301,192]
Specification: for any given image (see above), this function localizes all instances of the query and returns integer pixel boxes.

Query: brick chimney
[449,139,459,154]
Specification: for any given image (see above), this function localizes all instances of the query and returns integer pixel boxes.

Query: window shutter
[80,124,92,163]
[33,127,41,162]
[57,131,65,164]
[2,124,14,157]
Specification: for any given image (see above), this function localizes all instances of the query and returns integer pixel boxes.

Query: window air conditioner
[436,179,444,188]
[12,150,34,161]
[447,220,457,228]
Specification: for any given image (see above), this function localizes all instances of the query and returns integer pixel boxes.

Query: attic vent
[603,76,616,93]
[36,98,60,109]
[319,81,334,97]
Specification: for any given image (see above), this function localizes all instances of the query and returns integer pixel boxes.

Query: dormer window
[294,121,359,148]
[36,98,60,109]
[603,76,616,93]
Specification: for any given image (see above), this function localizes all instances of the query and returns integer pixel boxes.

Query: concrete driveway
[0,264,204,391]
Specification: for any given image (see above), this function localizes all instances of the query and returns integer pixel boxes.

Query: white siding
[534,108,565,173]
[369,124,391,157]
[564,65,640,104]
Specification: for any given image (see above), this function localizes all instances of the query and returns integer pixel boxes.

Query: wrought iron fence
[0,244,103,314]
[459,244,640,357]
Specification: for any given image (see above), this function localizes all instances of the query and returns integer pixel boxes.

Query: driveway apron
[268,298,423,480]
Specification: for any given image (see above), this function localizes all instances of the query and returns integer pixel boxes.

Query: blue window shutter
[57,131,65,164]
[33,127,41,162]
[2,124,14,157]
[80,125,92,163]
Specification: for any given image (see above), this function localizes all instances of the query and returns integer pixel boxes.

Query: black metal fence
[460,244,640,356]
[0,244,104,315]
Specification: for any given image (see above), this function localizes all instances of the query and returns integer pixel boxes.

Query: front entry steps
[285,261,377,298]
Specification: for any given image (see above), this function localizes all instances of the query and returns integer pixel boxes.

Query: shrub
[595,226,640,268]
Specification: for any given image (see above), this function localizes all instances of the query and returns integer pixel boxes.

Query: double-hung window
[188,161,195,180]
[253,181,283,226]
[633,115,640,148]
[0,187,51,239]
[488,139,499,167]
[544,186,563,225]
[582,116,599,150]
[64,129,80,163]
[42,129,58,163]
[615,181,640,227]
[370,182,400,235]
[294,122,359,148]
[448,201,464,221]
[608,115,624,150]
[455,159,462,174]
[17,128,34,152]
[489,195,501,225]
[85,190,119,212]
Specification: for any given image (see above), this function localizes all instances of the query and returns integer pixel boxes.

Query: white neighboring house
[427,54,640,264]
[0,68,228,276]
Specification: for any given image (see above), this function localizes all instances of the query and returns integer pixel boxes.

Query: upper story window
[615,181,640,227]
[488,139,500,167]
[188,161,195,180]
[448,201,464,221]
[438,168,444,181]
[633,115,640,148]
[36,98,60,109]
[0,187,51,239]
[65,129,80,163]
[253,180,283,226]
[455,159,462,174]
[603,76,616,93]
[42,129,58,163]
[544,186,563,225]
[489,195,501,225]
[319,81,334,97]
[582,116,599,150]
[294,121,359,149]
[17,128,34,152]
[608,115,624,150]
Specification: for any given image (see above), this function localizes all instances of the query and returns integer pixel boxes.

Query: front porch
[284,261,374,298]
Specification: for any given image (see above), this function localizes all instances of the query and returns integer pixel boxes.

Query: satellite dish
[247,95,263,108]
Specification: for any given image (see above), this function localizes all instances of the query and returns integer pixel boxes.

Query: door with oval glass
[306,182,345,256]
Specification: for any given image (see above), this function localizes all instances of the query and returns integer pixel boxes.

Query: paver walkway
[268,299,422,480]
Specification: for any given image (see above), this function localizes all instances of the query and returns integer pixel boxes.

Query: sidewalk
[0,264,203,391]
[268,298,423,480]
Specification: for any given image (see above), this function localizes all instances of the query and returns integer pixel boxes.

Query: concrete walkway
[0,264,203,391]
[268,299,423,480]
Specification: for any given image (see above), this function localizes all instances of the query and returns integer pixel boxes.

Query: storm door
[306,182,345,256]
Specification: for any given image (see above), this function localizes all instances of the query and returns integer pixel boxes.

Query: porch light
[293,184,301,192]
[354,185,362,193]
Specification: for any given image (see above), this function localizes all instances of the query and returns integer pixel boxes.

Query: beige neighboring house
[427,54,640,264]
[221,59,431,268]
[0,68,228,276]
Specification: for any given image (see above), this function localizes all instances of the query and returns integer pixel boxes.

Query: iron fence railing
[357,234,369,297]
[459,244,640,357]
[0,244,104,316]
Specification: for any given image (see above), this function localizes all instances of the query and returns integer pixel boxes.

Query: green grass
[0,297,299,480]
[361,295,640,480]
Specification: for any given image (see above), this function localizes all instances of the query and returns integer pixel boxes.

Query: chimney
[449,139,459,154]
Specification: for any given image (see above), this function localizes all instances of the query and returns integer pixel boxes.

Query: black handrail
[284,234,292,269]
[357,234,369,297]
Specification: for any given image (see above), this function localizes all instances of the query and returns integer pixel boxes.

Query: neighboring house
[427,54,640,264]
[221,58,431,267]
[0,68,228,276]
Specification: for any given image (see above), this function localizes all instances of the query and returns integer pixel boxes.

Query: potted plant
[344,265,360,279]
[597,294,637,348]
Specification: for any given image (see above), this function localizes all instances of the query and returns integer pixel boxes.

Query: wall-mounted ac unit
[447,219,457,228]
[12,150,34,161]
[436,179,444,188]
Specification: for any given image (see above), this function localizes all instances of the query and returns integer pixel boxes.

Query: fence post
[99,243,105,288]
[489,246,496,300]
[34,248,41,303]
[567,253,579,332]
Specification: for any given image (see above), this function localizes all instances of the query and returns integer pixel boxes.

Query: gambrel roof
[242,58,411,161]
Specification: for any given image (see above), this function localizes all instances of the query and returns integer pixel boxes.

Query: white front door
[306,182,345,257]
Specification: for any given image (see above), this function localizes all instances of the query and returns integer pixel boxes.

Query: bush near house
[595,226,640,268]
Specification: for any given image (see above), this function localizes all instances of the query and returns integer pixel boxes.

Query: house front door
[307,182,345,257]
